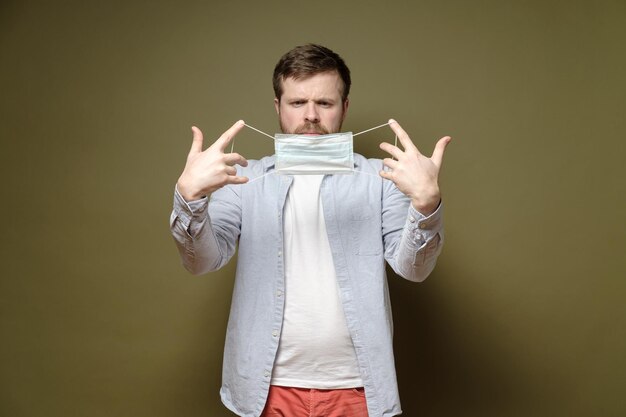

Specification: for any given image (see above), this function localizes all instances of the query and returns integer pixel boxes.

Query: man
[171,44,450,417]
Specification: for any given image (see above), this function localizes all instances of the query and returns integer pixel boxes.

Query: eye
[318,101,331,108]
[291,100,305,107]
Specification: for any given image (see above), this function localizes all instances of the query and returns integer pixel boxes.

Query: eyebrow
[286,97,337,103]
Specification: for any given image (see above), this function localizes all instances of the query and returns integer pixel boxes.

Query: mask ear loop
[243,123,275,140]
[225,123,277,186]
[393,134,398,161]
[226,123,275,154]
[352,122,391,137]
[353,121,398,167]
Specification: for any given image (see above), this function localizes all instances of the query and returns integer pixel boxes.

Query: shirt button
[264,370,270,378]
[419,223,427,229]
[278,250,282,257]
[272,330,278,337]
[277,290,283,297]
[409,216,415,223]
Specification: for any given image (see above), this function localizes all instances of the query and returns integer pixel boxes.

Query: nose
[304,102,320,124]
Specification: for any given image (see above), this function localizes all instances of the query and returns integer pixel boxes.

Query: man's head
[273,44,351,134]
[273,44,351,103]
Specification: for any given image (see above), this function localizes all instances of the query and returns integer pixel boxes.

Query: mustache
[294,122,330,135]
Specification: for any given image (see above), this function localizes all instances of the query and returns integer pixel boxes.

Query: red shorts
[261,385,369,417]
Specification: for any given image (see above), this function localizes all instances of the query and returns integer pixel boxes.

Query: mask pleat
[274,132,354,175]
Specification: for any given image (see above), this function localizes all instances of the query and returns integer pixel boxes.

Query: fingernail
[389,119,397,124]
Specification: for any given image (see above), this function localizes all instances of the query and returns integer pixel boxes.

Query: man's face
[274,71,349,135]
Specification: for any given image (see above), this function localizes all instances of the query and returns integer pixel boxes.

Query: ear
[274,98,280,115]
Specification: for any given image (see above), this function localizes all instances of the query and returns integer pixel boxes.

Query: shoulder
[238,155,276,177]
[353,153,383,173]
[352,153,403,196]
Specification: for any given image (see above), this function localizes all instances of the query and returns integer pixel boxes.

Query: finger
[379,170,394,182]
[215,120,246,151]
[225,175,249,185]
[382,158,399,170]
[380,141,404,160]
[388,119,419,153]
[431,136,452,168]
[223,152,248,167]
[190,126,204,154]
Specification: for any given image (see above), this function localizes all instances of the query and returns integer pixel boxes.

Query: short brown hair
[273,44,351,102]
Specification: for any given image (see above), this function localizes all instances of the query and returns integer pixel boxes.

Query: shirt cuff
[405,201,443,247]
[173,185,208,228]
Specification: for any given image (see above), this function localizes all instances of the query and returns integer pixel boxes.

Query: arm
[380,119,451,281]
[170,184,242,275]
[383,189,444,282]
[170,121,248,275]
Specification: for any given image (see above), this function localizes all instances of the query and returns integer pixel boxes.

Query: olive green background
[1,0,624,416]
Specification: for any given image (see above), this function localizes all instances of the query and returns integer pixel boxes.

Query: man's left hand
[379,119,451,216]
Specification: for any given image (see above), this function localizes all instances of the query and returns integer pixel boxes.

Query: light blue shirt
[170,153,444,417]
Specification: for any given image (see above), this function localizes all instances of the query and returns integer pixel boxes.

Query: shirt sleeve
[170,186,208,236]
[382,182,444,282]
[169,185,241,275]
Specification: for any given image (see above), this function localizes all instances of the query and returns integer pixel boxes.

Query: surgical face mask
[274,132,354,175]
[240,121,394,181]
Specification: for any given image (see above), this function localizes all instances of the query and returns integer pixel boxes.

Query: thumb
[431,136,451,168]
[189,126,204,154]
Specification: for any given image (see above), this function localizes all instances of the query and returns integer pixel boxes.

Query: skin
[274,71,348,135]
[381,120,451,215]
[177,71,451,215]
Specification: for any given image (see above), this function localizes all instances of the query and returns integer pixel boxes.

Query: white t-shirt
[270,175,363,389]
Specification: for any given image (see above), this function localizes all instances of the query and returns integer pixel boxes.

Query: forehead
[281,71,343,99]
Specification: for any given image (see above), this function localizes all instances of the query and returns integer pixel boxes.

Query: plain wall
[1,0,624,416]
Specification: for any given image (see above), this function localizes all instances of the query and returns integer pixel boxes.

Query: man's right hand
[176,120,249,201]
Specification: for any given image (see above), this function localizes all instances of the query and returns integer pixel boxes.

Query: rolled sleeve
[171,186,208,237]
[405,201,444,250]
[394,201,444,281]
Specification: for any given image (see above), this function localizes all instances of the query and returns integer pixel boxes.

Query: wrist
[409,184,440,215]
[177,177,205,202]
[410,192,440,216]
